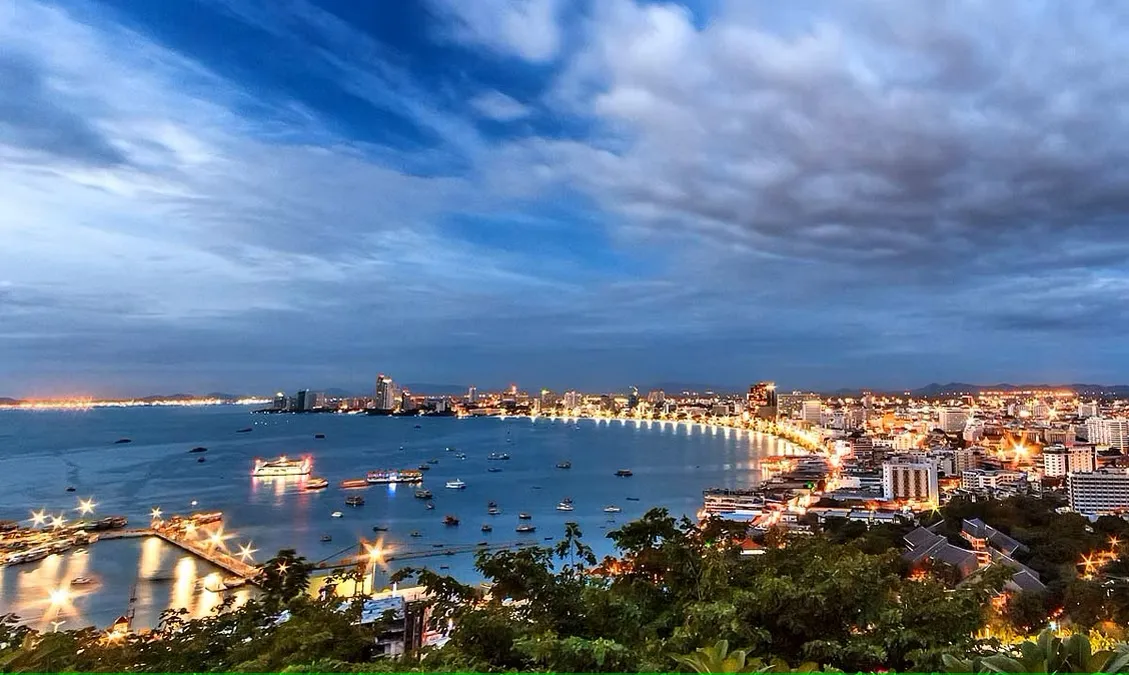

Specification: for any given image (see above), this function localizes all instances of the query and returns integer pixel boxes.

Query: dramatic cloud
[2,0,1129,396]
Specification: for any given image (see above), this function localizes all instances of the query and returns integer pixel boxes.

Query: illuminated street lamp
[75,498,96,516]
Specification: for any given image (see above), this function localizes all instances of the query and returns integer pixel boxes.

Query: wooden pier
[96,526,260,583]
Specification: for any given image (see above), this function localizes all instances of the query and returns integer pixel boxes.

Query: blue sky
[3,0,1129,397]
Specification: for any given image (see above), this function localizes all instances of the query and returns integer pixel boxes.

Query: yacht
[330,511,343,518]
[603,505,622,513]
[615,469,634,477]
[305,477,329,490]
[445,479,466,489]
[367,469,424,484]
[345,495,365,507]
[518,512,532,520]
[252,455,312,477]
[414,488,433,499]
[556,502,574,511]
[516,524,536,533]
[488,507,501,516]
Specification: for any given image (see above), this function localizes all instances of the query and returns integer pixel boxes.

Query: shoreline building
[746,382,778,420]
[1068,469,1129,515]
[375,374,396,412]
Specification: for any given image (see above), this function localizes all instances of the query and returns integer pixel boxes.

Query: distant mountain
[907,382,1129,397]
[642,382,743,394]
[0,397,20,406]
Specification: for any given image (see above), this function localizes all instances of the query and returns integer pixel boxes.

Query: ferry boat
[556,502,574,512]
[700,488,766,516]
[516,524,536,533]
[603,505,621,513]
[615,469,634,477]
[252,455,312,477]
[556,461,571,469]
[444,515,460,526]
[445,479,466,489]
[367,469,424,484]
[305,477,329,490]
[487,452,510,461]
[339,478,369,489]
[345,495,365,506]
[414,488,433,499]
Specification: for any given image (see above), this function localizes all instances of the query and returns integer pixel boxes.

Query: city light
[75,498,96,515]
[150,507,162,520]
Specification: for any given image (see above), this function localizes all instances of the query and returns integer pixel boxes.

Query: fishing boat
[516,524,536,533]
[305,477,329,490]
[615,469,634,477]
[556,502,574,511]
[339,478,368,489]
[603,505,622,513]
[518,512,532,520]
[555,461,571,469]
[444,515,460,526]
[445,479,466,489]
[414,488,433,499]
[330,511,343,518]
[345,495,365,506]
[481,524,492,532]
[487,452,510,461]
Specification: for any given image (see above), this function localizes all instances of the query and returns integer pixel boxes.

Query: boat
[320,534,332,542]
[330,511,343,518]
[455,452,467,459]
[556,461,571,469]
[5,548,51,566]
[556,502,574,511]
[444,515,460,526]
[518,512,532,520]
[367,469,424,484]
[481,524,492,532]
[236,427,253,433]
[252,455,312,477]
[625,497,641,501]
[488,507,501,515]
[439,565,449,569]
[345,495,365,507]
[114,438,132,444]
[544,536,553,541]
[487,452,510,461]
[427,458,439,464]
[414,424,422,429]
[603,505,622,513]
[516,524,536,533]
[65,486,76,492]
[314,433,325,439]
[305,477,329,490]
[426,502,435,510]
[197,457,206,463]
[445,479,466,489]
[372,525,389,532]
[73,548,88,555]
[432,543,445,548]
[339,478,369,489]
[71,577,94,586]
[410,530,422,537]
[189,446,208,453]
[418,464,431,471]
[487,467,502,473]
[488,501,498,508]
[223,577,247,590]
[615,469,634,477]
[477,541,488,546]
[414,489,433,499]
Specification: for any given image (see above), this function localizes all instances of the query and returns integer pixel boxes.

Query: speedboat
[330,511,343,518]
[65,486,76,492]
[236,427,253,433]
[556,502,574,511]
[516,524,536,533]
[414,488,433,499]
[73,548,88,555]
[373,525,389,532]
[615,469,633,477]
[488,507,501,516]
[71,577,94,586]
[518,512,532,520]
[320,534,332,542]
[556,461,571,469]
[426,502,435,510]
[444,515,460,526]
[625,497,641,501]
[189,446,208,453]
[197,457,206,463]
[445,479,466,489]
[314,433,325,439]
[603,505,622,513]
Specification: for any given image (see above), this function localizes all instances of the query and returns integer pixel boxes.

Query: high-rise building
[647,390,665,404]
[1068,469,1129,515]
[375,375,396,411]
[1103,419,1129,451]
[801,399,822,425]
[1085,416,1104,443]
[467,386,477,404]
[882,457,939,503]
[273,392,288,411]
[938,408,969,434]
[961,469,1025,492]
[746,382,778,420]
[562,390,581,410]
[295,389,315,411]
[400,389,416,412]
[1078,401,1099,418]
[1042,445,1096,478]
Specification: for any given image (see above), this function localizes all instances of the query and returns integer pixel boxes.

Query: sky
[3,0,1129,397]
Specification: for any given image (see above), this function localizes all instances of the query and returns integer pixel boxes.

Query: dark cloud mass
[2,0,1129,396]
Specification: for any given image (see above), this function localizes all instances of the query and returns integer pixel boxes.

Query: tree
[256,549,313,610]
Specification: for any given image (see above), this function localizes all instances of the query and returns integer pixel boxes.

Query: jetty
[100,522,259,582]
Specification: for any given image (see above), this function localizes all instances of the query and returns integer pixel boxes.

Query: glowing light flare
[237,542,258,562]
[30,509,47,527]
[206,526,232,551]
[150,507,163,520]
[50,514,66,530]
[48,587,71,606]
[75,498,96,515]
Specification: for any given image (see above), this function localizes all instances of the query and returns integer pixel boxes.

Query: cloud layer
[2,0,1128,396]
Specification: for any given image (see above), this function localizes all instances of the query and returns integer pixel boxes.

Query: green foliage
[942,628,1129,673]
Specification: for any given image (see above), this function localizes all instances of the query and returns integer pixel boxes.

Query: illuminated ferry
[339,478,369,489]
[251,455,311,477]
[366,469,424,484]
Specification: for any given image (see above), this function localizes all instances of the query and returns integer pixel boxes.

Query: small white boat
[556,502,574,511]
[330,511,343,518]
[603,505,622,513]
[445,479,466,489]
[71,576,94,586]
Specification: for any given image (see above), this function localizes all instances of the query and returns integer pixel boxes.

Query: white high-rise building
[375,374,396,411]
[1103,419,1129,451]
[562,390,581,410]
[1078,401,1099,418]
[801,399,822,425]
[1085,417,1105,444]
[1041,445,1096,478]
[882,457,939,503]
[467,386,477,403]
[1068,469,1129,515]
[938,408,969,433]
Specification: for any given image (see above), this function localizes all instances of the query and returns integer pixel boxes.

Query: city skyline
[5,1,1129,396]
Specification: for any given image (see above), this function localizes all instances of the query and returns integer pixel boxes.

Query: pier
[96,524,260,582]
